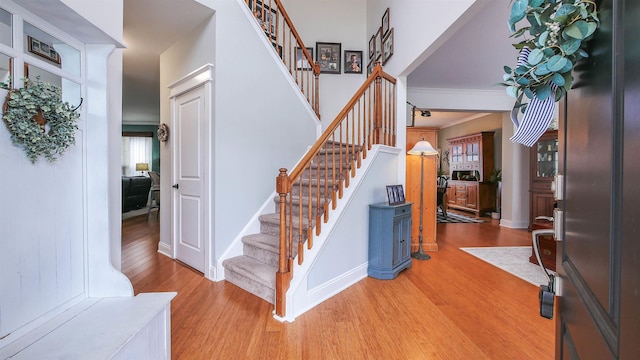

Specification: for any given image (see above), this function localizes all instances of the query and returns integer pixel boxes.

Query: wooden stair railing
[244,0,321,118]
[275,63,396,317]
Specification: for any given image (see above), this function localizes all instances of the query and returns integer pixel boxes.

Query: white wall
[308,148,399,287]
[0,0,130,348]
[280,0,367,126]
[159,0,319,270]
[366,0,484,78]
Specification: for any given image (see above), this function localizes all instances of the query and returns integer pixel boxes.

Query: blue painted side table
[368,202,412,279]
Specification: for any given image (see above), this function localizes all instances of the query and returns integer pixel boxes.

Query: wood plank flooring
[122,213,555,359]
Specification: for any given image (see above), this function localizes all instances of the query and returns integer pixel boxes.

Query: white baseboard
[157,242,173,258]
[294,263,368,320]
[499,219,529,229]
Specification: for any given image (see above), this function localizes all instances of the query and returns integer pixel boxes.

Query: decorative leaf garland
[502,0,600,113]
[1,77,81,163]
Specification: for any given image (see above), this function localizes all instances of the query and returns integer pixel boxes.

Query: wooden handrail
[244,0,321,118]
[275,64,396,317]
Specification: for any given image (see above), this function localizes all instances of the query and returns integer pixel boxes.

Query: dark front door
[558,0,640,358]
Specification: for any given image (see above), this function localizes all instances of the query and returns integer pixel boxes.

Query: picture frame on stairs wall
[316,42,341,74]
[368,34,375,60]
[344,50,363,74]
[382,28,394,65]
[382,8,390,36]
[374,27,383,61]
[250,0,277,40]
[295,46,313,70]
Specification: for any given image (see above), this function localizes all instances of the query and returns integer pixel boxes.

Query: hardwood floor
[122,213,555,359]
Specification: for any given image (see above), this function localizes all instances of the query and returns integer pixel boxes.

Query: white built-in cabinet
[0,1,174,357]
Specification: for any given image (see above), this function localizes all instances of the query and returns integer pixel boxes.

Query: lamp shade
[407,140,438,156]
[135,163,149,171]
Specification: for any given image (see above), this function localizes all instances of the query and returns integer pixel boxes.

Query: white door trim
[168,64,215,280]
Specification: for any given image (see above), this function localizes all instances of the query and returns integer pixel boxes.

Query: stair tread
[242,233,279,253]
[272,194,329,205]
[259,213,313,229]
[223,256,276,288]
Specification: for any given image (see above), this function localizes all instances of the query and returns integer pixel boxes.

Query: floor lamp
[407,139,439,260]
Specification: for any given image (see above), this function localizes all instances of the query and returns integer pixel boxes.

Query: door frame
[167,64,214,280]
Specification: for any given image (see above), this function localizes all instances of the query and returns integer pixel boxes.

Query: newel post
[275,168,291,317]
[373,63,383,144]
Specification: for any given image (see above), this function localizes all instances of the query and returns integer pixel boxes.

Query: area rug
[459,246,552,286]
[437,211,484,224]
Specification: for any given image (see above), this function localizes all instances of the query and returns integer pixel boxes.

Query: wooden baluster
[357,102,362,167]
[391,82,396,147]
[373,64,383,145]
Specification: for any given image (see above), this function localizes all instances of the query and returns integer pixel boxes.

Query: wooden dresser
[446,132,495,218]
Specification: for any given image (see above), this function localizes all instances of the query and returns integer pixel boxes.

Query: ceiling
[406,1,517,128]
[122,0,213,123]
[122,0,516,127]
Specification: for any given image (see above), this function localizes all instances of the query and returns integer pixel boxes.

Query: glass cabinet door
[450,144,463,164]
[536,138,558,178]
[466,142,479,162]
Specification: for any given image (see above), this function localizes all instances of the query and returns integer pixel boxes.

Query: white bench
[0,292,176,360]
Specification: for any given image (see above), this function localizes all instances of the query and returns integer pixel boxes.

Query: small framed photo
[344,50,363,74]
[316,42,341,74]
[386,185,405,205]
[253,1,277,39]
[295,47,313,70]
[368,34,375,59]
[272,42,283,59]
[382,8,390,36]
[27,36,61,64]
[374,27,383,61]
[367,60,374,76]
[382,28,394,65]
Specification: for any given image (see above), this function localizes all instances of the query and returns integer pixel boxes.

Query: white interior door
[173,85,207,272]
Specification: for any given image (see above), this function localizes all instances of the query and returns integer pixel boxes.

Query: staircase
[222,142,360,304]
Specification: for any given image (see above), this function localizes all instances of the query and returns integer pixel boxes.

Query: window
[122,133,153,176]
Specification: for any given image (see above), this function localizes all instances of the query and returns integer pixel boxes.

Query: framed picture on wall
[295,46,314,70]
[382,28,394,65]
[344,50,363,74]
[27,36,61,64]
[253,1,277,39]
[368,34,375,59]
[316,42,341,74]
[382,8,390,36]
[374,27,383,60]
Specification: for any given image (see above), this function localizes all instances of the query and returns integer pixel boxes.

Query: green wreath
[1,78,81,163]
[502,0,600,113]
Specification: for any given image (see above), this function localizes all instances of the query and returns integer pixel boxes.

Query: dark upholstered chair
[122,176,152,212]
[437,175,448,218]
[146,171,160,221]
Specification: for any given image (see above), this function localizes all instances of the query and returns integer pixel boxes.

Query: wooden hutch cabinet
[446,132,495,218]
[529,130,558,228]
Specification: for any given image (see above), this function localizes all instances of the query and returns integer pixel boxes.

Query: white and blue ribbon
[509,47,556,147]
